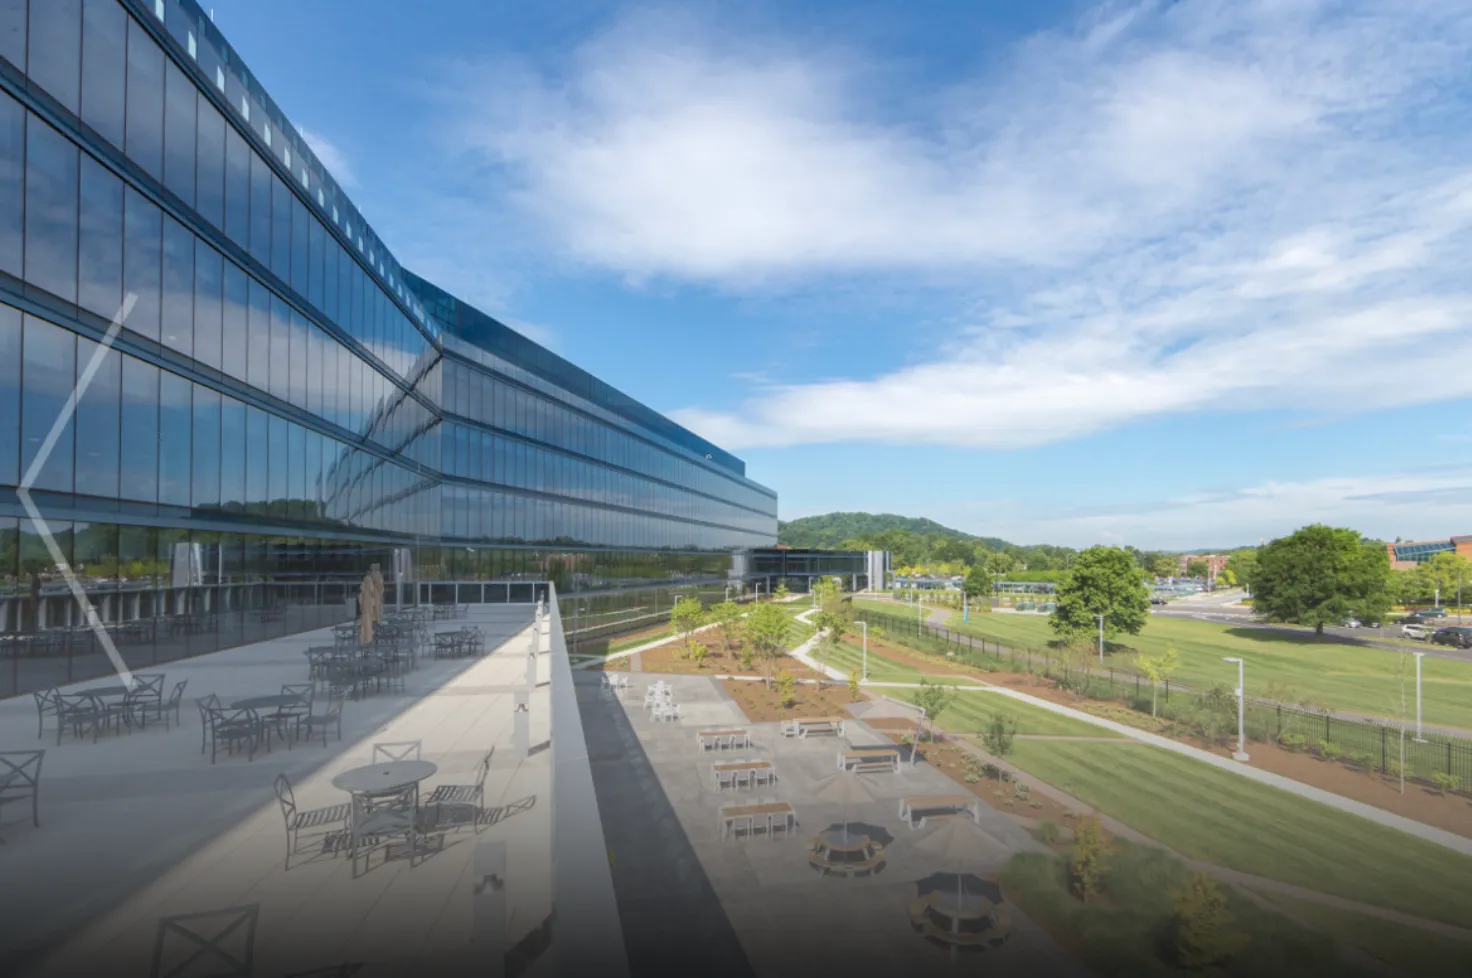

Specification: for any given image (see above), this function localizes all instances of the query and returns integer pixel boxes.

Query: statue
[358,564,384,645]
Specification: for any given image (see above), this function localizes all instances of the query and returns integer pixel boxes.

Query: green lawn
[606,626,674,655]
[1259,893,1472,978]
[927,689,1123,737]
[1004,739,1472,929]
[946,612,1472,730]
[1001,844,1375,978]
[809,638,987,687]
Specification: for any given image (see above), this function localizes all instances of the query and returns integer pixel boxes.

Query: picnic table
[719,800,795,841]
[696,728,750,752]
[838,746,900,773]
[808,827,886,877]
[898,794,980,828]
[712,760,776,791]
[782,716,846,738]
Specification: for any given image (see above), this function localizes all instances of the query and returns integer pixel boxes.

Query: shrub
[1347,751,1377,771]
[1036,821,1062,844]
[1278,732,1307,751]
[774,670,797,709]
[1030,800,1044,809]
[964,773,980,784]
[1432,772,1462,795]
[1317,741,1343,761]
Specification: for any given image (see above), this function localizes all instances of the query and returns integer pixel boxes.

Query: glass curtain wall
[0,0,779,699]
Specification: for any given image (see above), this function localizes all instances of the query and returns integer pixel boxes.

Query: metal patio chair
[425,748,494,831]
[31,688,61,740]
[0,750,44,844]
[295,694,345,747]
[273,773,350,868]
[150,904,258,978]
[372,740,422,763]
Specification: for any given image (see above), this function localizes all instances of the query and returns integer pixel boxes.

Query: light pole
[963,587,968,624]
[1435,588,1440,609]
[1414,651,1426,742]
[918,592,925,626]
[1223,657,1249,761]
[1095,614,1105,664]
[858,620,868,682]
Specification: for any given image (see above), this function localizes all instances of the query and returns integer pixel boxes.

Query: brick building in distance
[1385,536,1472,571]
[1177,553,1230,579]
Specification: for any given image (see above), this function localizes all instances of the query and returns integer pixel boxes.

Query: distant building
[1177,554,1230,580]
[1386,537,1472,570]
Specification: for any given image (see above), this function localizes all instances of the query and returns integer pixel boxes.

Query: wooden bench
[719,800,795,840]
[712,760,776,791]
[899,794,979,829]
[783,716,845,738]
[697,728,750,752]
[839,746,900,773]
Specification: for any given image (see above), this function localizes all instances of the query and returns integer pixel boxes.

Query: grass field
[1002,843,1374,978]
[810,637,987,687]
[943,611,1472,730]
[1004,739,1472,929]
[1259,893,1472,978]
[921,688,1124,737]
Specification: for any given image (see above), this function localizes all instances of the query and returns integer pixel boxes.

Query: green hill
[778,512,1011,550]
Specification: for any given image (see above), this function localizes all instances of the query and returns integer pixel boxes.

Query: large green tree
[1224,549,1257,590]
[1185,559,1210,579]
[1050,546,1151,644]
[1251,525,1392,636]
[1403,551,1470,606]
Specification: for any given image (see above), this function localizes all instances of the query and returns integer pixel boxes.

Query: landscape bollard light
[1223,657,1249,761]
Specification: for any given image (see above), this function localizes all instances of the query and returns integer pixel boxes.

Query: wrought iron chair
[272,773,350,868]
[372,740,422,763]
[204,707,268,764]
[135,680,189,730]
[198,694,221,753]
[0,749,44,844]
[55,692,103,745]
[295,694,346,747]
[425,748,494,831]
[31,688,61,740]
[150,904,258,978]
[348,787,422,878]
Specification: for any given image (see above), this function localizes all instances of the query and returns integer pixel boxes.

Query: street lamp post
[1095,614,1105,664]
[858,620,869,683]
[1414,651,1427,742]
[963,588,968,624]
[1223,657,1249,761]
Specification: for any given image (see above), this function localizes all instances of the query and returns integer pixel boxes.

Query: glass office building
[0,0,778,697]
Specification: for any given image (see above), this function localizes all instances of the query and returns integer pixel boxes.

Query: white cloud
[440,0,1472,451]
[947,467,1472,550]
[297,127,357,188]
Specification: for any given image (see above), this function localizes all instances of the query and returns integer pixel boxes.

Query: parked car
[1398,612,1434,626]
[1420,607,1448,618]
[1341,618,1360,628]
[1431,626,1472,649]
[1402,623,1434,640]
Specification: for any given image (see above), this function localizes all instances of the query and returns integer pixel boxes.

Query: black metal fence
[852,604,1472,797]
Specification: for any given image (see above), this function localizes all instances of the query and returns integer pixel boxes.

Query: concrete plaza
[0,606,551,978]
[582,672,1089,978]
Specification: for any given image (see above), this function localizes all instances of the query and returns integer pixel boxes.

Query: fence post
[1450,743,1455,779]
[1164,680,1169,702]
[1325,713,1331,743]
[1276,705,1282,741]
[1381,725,1387,774]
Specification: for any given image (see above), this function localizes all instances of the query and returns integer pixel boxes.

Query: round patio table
[332,760,438,797]
[74,685,130,700]
[231,694,303,711]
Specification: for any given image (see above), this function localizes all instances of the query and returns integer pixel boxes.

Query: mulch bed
[720,677,867,723]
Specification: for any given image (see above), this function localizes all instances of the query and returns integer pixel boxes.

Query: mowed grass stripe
[931,691,1124,737]
[815,640,987,686]
[1007,740,1472,929]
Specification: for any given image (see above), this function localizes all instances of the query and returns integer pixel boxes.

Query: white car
[1402,623,1433,640]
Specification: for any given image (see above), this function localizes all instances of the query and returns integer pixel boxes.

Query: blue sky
[210,0,1472,550]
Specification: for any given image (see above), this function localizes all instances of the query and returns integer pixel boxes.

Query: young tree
[774,670,797,709]
[1056,640,1095,695]
[773,581,791,602]
[1136,646,1181,717]
[963,564,994,602]
[669,596,707,659]
[912,678,956,737]
[744,602,792,683]
[1070,816,1110,904]
[848,668,862,701]
[1050,546,1151,646]
[688,640,709,669]
[708,600,742,657]
[1252,525,1392,636]
[1170,872,1246,970]
[982,711,1018,758]
[811,609,847,683]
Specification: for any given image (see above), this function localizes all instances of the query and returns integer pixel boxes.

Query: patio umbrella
[811,772,882,844]
[914,819,1005,949]
[913,873,1010,951]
